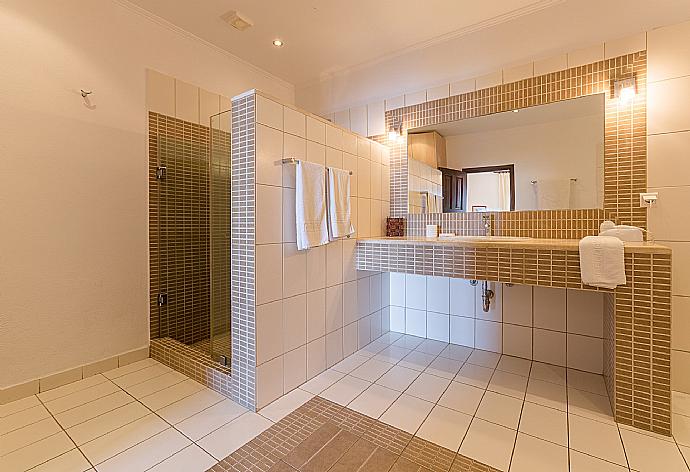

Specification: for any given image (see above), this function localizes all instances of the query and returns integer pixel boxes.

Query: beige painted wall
[0,0,293,389]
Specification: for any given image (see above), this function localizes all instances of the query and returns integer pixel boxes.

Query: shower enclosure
[148,108,232,366]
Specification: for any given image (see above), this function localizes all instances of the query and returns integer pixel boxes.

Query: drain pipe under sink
[481,281,494,312]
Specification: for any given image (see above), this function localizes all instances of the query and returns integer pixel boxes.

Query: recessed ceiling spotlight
[221,10,253,31]
[272,39,284,47]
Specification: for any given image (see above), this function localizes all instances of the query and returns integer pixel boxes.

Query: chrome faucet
[482,214,493,236]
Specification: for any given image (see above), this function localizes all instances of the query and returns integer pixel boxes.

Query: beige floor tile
[518,401,567,446]
[139,379,205,411]
[357,340,388,357]
[350,358,394,382]
[44,381,120,415]
[438,381,484,415]
[0,395,41,418]
[79,414,168,465]
[54,391,133,429]
[96,428,190,472]
[374,345,411,364]
[417,405,471,452]
[300,369,346,394]
[1,416,61,455]
[568,414,627,466]
[376,365,421,391]
[568,388,614,423]
[196,412,272,460]
[377,332,403,344]
[147,444,217,472]
[674,391,690,417]
[509,433,568,472]
[259,388,314,423]
[569,450,629,471]
[124,370,188,399]
[331,354,369,374]
[404,373,451,403]
[496,356,531,377]
[459,418,516,471]
[475,391,522,429]
[674,413,690,446]
[529,362,566,385]
[0,432,74,471]
[467,350,501,369]
[680,445,690,468]
[379,394,434,434]
[415,339,448,356]
[392,335,425,350]
[398,351,436,371]
[454,363,494,389]
[567,369,608,396]
[424,356,463,379]
[321,375,371,405]
[348,384,401,418]
[175,399,247,441]
[525,378,567,411]
[102,358,158,380]
[0,404,50,435]
[37,375,108,403]
[66,401,150,445]
[30,448,91,472]
[110,364,171,389]
[620,426,688,472]
[439,344,473,362]
[488,370,528,399]
[157,388,225,425]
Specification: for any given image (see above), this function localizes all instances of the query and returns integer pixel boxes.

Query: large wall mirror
[406,94,605,214]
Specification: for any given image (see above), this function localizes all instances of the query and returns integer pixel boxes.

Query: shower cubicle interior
[149,109,232,366]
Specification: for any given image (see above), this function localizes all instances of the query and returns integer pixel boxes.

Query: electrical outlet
[639,192,658,207]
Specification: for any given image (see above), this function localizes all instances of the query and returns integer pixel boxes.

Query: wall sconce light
[388,119,403,142]
[614,77,636,105]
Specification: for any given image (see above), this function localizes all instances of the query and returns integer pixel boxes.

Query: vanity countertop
[357,236,671,254]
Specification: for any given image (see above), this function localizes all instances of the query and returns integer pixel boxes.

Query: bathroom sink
[437,235,533,242]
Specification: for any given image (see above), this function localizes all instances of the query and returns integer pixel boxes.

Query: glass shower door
[209,111,232,365]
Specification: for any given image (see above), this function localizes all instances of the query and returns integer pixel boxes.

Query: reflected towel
[296,161,329,250]
[326,167,354,240]
[535,179,571,210]
[579,236,626,289]
[599,225,643,242]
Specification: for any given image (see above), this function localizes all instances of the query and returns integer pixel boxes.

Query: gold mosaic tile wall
[355,240,673,435]
[148,112,210,344]
[385,51,648,230]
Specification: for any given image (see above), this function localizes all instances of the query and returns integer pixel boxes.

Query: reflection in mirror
[407,94,604,213]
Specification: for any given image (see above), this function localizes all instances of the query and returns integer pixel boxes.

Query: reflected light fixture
[614,77,636,105]
[512,109,519,113]
[272,39,284,47]
[388,119,403,142]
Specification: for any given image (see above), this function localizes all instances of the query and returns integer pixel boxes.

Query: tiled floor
[3,332,690,471]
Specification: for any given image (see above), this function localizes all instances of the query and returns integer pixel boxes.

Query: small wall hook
[80,89,92,98]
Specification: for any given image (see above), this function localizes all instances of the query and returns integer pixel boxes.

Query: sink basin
[437,235,532,242]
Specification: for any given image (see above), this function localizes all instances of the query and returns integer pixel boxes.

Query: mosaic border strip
[208,396,500,472]
[354,240,672,435]
[383,51,647,231]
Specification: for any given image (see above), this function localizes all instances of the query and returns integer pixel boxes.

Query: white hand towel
[579,236,626,289]
[296,161,329,250]
[326,167,354,240]
[599,225,643,242]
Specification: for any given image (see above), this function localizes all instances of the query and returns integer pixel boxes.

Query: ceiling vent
[221,10,253,31]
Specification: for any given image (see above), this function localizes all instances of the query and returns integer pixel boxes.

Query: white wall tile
[282,134,305,188]
[533,329,566,367]
[325,124,343,150]
[307,337,326,379]
[146,69,175,115]
[673,350,690,392]
[427,276,450,314]
[406,274,427,310]
[450,316,475,347]
[475,320,501,352]
[371,163,382,200]
[284,346,307,391]
[325,147,343,168]
[357,198,371,238]
[358,317,372,349]
[325,285,344,333]
[503,324,532,359]
[367,101,386,137]
[256,300,283,364]
[381,306,391,333]
[326,330,344,368]
[503,284,532,327]
[533,287,566,331]
[665,242,690,296]
[503,63,533,83]
[567,335,603,374]
[256,95,283,131]
[390,306,406,333]
[334,110,350,130]
[672,296,690,351]
[605,32,646,59]
[357,137,371,159]
[256,244,283,305]
[349,106,368,137]
[199,89,220,125]
[284,107,306,137]
[648,132,690,187]
[306,246,326,291]
[306,116,325,143]
[427,312,450,342]
[568,44,604,68]
[475,71,502,89]
[390,273,406,306]
[406,308,427,337]
[370,274,383,312]
[533,55,568,76]
[175,80,199,124]
[385,95,404,111]
[648,20,690,83]
[256,185,282,244]
[283,243,307,297]
[427,84,450,101]
[282,188,296,243]
[283,294,306,352]
[306,141,326,166]
[257,356,283,408]
[450,78,475,96]
[357,277,371,318]
[648,186,690,242]
[649,76,690,134]
[567,291,604,338]
[306,289,326,342]
[326,240,343,287]
[475,283,502,322]
[343,280,359,326]
[342,132,358,155]
[343,322,358,357]
[450,278,475,316]
[256,124,283,187]
[358,158,371,197]
[342,238,357,282]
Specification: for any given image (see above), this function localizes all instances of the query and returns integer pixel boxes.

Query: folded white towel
[296,161,329,250]
[326,167,354,240]
[599,225,643,242]
[579,236,626,289]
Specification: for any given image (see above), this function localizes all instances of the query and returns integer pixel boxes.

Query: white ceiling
[127,0,690,87]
